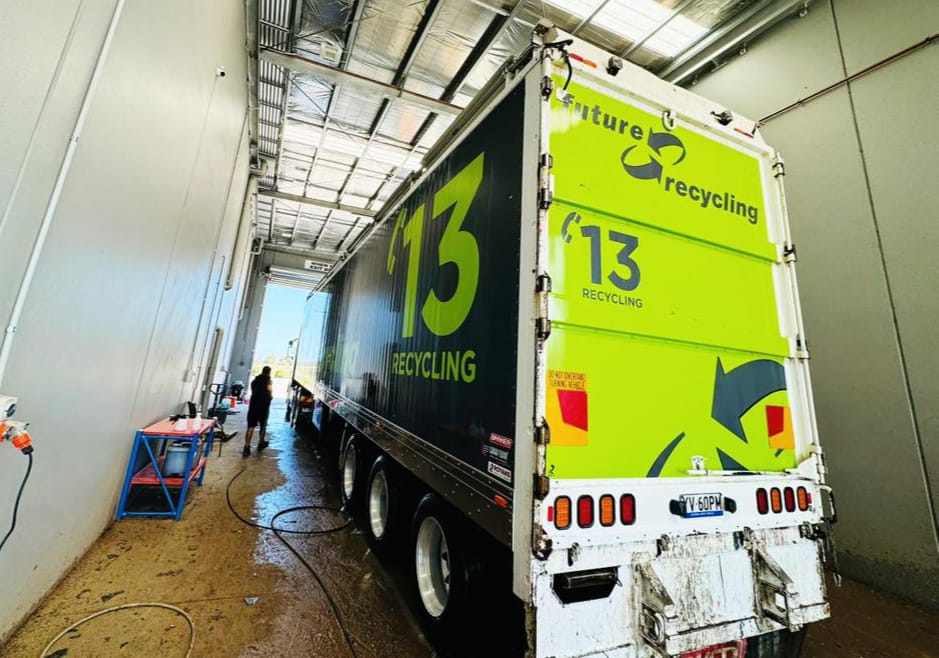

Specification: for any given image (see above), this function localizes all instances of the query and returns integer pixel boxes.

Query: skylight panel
[545,0,708,58]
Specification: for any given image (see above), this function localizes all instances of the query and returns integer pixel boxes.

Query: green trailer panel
[544,73,794,479]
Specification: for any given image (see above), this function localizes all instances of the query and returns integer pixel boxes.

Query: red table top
[142,417,216,437]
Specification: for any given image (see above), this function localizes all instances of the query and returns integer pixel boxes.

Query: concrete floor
[2,401,938,657]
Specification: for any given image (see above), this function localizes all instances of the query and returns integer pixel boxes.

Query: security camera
[606,56,623,77]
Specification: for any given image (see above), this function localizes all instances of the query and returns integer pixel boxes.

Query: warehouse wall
[694,0,939,608]
[0,0,250,641]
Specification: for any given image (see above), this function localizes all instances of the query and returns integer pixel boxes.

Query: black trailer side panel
[319,86,524,486]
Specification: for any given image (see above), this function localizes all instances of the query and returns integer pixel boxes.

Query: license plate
[679,492,724,518]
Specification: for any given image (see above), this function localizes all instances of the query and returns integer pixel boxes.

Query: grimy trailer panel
[310,85,526,539]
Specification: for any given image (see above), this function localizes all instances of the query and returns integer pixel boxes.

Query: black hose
[0,452,33,554]
[544,38,574,90]
[225,467,358,658]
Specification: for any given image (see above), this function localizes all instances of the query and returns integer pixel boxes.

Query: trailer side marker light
[555,496,571,530]
[770,488,783,513]
[599,495,615,526]
[797,487,810,511]
[494,494,509,509]
[784,487,796,512]
[756,488,769,514]
[620,493,636,525]
[577,495,594,528]
[568,52,598,68]
[547,505,554,523]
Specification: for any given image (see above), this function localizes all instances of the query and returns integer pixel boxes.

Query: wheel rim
[415,516,450,618]
[341,446,355,500]
[368,469,389,539]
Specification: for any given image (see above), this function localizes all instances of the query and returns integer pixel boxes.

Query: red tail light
[620,493,636,525]
[784,487,796,512]
[756,488,769,514]
[577,495,594,527]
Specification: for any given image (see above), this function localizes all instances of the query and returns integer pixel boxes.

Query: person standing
[243,366,273,457]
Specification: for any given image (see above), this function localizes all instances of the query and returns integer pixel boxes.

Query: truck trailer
[291,24,835,658]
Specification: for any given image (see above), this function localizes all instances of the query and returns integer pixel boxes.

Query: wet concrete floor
[2,401,938,657]
[2,402,431,658]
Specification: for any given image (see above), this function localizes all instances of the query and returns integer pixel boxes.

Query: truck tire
[366,456,397,550]
[412,494,470,634]
[339,437,360,508]
[746,628,806,658]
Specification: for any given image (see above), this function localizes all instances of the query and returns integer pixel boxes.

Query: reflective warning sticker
[766,405,795,450]
[547,370,589,446]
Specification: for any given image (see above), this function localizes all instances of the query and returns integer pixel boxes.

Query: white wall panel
[0,0,249,639]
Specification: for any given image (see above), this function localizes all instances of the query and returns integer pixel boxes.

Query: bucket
[162,442,191,477]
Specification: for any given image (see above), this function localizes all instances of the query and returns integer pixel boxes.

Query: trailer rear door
[544,74,797,480]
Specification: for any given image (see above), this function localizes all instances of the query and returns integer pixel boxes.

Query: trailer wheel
[412,494,470,632]
[339,437,359,507]
[366,456,397,549]
[746,628,806,658]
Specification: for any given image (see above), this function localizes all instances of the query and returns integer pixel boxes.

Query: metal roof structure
[247,0,809,267]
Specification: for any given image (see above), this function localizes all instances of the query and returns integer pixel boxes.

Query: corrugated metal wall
[0,0,250,639]
[693,0,939,608]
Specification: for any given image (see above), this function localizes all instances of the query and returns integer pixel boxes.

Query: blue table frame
[115,418,216,521]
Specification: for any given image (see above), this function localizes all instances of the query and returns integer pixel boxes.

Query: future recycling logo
[556,88,762,224]
[620,129,686,182]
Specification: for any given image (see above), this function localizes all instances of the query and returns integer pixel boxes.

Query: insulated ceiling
[252,0,770,263]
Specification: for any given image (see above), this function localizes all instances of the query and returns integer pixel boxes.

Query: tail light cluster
[550,494,636,530]
[756,486,811,514]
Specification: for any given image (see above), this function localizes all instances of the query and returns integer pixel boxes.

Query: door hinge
[534,474,550,499]
[773,155,786,177]
[783,243,797,263]
[536,317,551,340]
[795,334,810,359]
[535,420,550,445]
[541,75,553,99]
[536,273,552,293]
[539,152,554,210]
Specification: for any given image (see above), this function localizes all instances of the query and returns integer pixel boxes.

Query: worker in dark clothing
[243,366,273,457]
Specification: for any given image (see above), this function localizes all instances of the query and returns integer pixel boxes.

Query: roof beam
[572,0,612,35]
[339,0,367,69]
[657,0,808,84]
[295,0,368,248]
[409,0,526,147]
[338,0,444,222]
[259,189,377,217]
[621,0,696,58]
[260,48,463,116]
[394,0,444,86]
